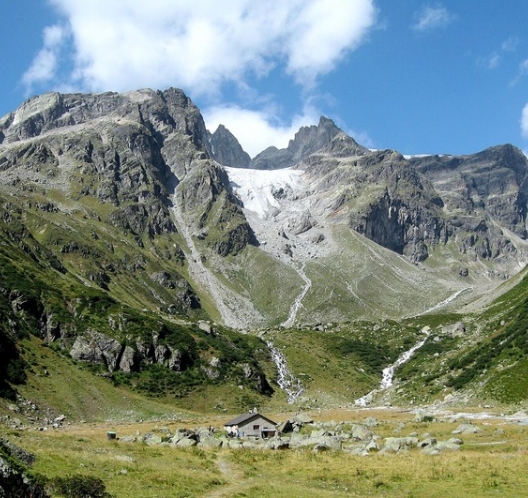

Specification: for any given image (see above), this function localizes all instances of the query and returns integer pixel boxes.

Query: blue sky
[2,1,528,157]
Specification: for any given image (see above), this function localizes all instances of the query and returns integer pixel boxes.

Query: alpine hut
[224,412,277,439]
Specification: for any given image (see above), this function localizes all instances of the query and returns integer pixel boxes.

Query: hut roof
[224,412,277,427]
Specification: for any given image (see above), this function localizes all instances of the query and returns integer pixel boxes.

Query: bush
[48,474,112,498]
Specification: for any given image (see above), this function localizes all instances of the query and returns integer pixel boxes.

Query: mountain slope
[3,87,528,412]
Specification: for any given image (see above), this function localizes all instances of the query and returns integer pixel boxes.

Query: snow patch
[225,166,304,218]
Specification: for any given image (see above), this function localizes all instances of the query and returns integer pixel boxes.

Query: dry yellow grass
[3,406,528,497]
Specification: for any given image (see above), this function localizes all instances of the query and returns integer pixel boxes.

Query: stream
[267,341,303,403]
[281,263,311,328]
[355,328,431,406]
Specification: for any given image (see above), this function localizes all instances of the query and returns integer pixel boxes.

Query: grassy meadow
[3,407,528,497]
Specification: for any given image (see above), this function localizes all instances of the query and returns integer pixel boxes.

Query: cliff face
[0,88,259,328]
[410,145,528,263]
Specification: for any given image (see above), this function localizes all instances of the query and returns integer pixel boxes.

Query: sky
[2,1,528,158]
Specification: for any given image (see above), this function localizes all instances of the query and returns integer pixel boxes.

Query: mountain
[208,124,251,168]
[249,116,367,170]
[2,87,528,414]
[2,87,528,327]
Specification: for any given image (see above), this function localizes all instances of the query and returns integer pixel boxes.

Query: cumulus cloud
[23,0,377,154]
[521,103,528,139]
[412,4,455,32]
[203,105,321,158]
[22,0,377,155]
[22,24,68,88]
[35,0,376,95]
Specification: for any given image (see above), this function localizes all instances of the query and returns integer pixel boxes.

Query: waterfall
[266,341,303,403]
[355,328,431,407]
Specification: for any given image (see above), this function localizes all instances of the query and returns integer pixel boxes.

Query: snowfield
[225,166,305,218]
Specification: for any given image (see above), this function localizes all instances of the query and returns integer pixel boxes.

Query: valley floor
[4,405,528,497]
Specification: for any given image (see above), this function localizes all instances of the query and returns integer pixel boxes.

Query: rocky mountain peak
[1,86,528,330]
[249,116,365,170]
[208,124,251,168]
[0,88,209,153]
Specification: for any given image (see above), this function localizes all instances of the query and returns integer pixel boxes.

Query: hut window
[253,425,260,430]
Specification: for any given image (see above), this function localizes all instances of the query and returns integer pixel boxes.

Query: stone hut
[224,413,277,439]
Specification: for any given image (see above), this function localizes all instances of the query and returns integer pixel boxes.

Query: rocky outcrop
[177,161,257,256]
[208,124,251,168]
[0,439,49,497]
[411,145,528,240]
[69,329,194,374]
[70,331,124,372]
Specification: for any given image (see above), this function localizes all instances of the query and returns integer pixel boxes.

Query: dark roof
[224,412,277,427]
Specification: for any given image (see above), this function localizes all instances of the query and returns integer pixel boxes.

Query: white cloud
[477,52,500,70]
[22,24,68,88]
[521,103,528,139]
[284,1,377,86]
[412,4,455,32]
[501,37,519,52]
[37,0,376,95]
[203,105,321,158]
[511,59,528,86]
[23,1,376,159]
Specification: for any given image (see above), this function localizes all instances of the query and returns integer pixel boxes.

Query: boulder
[176,438,197,448]
[316,436,342,451]
[435,440,461,452]
[365,439,382,452]
[352,424,373,441]
[418,437,437,448]
[452,423,481,435]
[294,413,313,425]
[381,436,418,454]
[197,437,223,449]
[143,434,162,445]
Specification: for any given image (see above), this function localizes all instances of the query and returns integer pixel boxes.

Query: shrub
[47,474,112,498]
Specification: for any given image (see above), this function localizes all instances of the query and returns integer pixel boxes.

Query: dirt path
[204,455,253,498]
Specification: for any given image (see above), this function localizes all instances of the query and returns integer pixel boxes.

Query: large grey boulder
[315,436,342,452]
[381,436,418,454]
[352,424,373,441]
[198,437,223,449]
[143,434,163,445]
